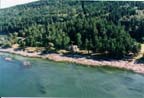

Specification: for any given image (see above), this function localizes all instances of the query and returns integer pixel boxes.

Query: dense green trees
[76,33,82,47]
[0,0,143,57]
[7,17,139,57]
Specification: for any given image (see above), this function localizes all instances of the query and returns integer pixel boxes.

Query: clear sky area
[0,0,39,8]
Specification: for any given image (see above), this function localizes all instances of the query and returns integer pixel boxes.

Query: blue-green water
[0,53,144,97]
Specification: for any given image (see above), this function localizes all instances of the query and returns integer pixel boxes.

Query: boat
[23,61,31,67]
[5,57,12,61]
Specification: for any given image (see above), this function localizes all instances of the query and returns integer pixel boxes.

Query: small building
[68,45,79,53]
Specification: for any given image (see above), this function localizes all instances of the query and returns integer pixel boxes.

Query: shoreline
[0,48,144,74]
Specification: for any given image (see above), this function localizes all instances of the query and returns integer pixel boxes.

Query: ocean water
[0,53,144,98]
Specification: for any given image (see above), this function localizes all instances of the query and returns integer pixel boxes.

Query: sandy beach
[0,47,144,74]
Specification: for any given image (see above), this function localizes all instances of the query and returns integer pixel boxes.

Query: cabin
[68,45,79,53]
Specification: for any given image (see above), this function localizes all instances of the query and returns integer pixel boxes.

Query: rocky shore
[0,47,144,74]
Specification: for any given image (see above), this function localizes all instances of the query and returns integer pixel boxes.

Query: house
[68,45,79,52]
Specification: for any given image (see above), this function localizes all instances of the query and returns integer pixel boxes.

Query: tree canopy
[0,0,143,57]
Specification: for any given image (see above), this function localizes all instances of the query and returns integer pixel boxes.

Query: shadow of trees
[135,57,144,64]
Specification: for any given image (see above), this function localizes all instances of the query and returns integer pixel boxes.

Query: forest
[0,0,144,58]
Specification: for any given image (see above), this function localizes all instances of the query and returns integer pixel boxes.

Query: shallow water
[0,53,144,97]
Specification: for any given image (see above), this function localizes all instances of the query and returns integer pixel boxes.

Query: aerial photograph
[0,0,144,97]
